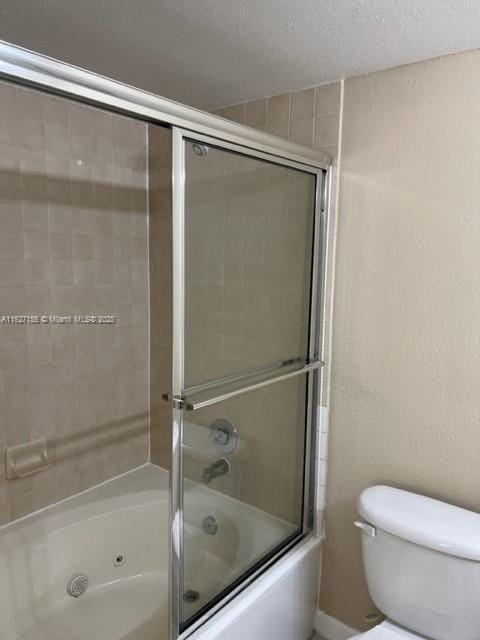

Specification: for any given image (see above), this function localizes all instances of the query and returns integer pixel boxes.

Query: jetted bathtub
[0,464,320,640]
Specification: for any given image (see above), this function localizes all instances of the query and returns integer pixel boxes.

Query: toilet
[352,485,480,640]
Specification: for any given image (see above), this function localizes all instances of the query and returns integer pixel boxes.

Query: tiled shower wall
[0,81,149,524]
[0,77,340,530]
[211,82,342,532]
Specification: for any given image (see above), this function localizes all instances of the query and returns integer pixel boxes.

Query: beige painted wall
[321,49,480,630]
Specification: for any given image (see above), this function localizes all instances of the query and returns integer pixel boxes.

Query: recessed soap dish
[5,438,51,479]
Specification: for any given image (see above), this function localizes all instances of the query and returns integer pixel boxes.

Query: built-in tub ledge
[187,535,321,640]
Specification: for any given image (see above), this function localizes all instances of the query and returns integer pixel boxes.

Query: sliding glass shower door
[170,130,324,636]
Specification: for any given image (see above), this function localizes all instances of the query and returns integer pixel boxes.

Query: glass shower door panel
[181,375,308,625]
[178,137,319,630]
[184,142,316,387]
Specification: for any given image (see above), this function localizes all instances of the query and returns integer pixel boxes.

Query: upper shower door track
[0,40,331,170]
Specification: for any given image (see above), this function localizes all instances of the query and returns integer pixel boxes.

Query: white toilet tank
[357,486,480,640]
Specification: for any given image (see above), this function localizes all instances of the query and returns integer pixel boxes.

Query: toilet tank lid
[358,485,480,561]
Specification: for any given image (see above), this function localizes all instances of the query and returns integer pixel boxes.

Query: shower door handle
[162,359,324,411]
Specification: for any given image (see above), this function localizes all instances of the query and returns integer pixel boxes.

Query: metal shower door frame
[171,128,330,639]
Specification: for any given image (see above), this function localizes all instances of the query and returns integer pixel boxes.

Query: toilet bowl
[353,485,480,640]
[352,620,427,640]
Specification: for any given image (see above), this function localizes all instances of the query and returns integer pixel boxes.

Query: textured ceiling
[0,0,479,109]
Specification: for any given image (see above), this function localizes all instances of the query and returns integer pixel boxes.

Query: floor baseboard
[315,610,359,640]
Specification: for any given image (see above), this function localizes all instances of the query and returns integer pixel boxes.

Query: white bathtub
[0,464,320,640]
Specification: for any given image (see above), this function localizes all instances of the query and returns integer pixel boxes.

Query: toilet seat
[351,620,426,640]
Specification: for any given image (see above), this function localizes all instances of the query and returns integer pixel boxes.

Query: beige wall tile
[18,119,45,151]
[43,95,68,128]
[245,98,267,130]
[0,201,22,233]
[1,341,28,370]
[0,232,24,260]
[18,89,44,121]
[290,116,315,147]
[9,491,33,520]
[315,114,339,148]
[0,82,16,118]
[24,231,49,260]
[266,93,290,138]
[0,114,18,146]
[0,260,25,286]
[290,87,315,120]
[224,103,246,124]
[315,83,341,117]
